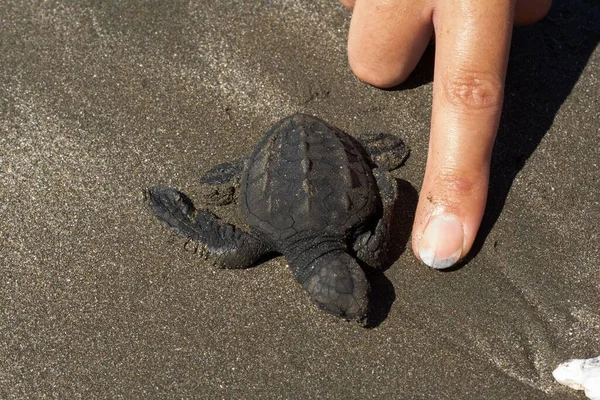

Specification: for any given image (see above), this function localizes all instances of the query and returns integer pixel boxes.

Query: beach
[1,0,599,398]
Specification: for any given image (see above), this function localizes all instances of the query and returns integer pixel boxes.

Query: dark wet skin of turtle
[148,113,409,324]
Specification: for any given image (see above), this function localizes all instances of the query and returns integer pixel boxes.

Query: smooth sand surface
[1,0,598,398]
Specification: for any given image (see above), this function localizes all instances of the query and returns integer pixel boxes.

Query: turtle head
[300,251,370,323]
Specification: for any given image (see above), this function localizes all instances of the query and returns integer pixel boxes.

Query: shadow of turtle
[365,178,419,328]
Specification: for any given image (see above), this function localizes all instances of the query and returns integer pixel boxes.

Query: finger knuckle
[442,69,504,111]
[340,0,355,10]
[349,57,411,88]
[530,0,552,21]
[515,0,552,25]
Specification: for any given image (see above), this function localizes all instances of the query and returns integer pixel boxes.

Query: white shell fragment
[553,356,600,400]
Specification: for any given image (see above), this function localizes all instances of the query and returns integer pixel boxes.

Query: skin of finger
[341,0,550,24]
[347,0,434,88]
[411,0,515,262]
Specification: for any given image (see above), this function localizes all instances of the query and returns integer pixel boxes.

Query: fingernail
[418,214,464,269]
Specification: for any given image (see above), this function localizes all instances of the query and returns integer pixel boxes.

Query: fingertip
[412,169,489,270]
[514,0,552,25]
[417,213,465,269]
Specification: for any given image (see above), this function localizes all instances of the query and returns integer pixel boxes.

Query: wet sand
[1,0,598,398]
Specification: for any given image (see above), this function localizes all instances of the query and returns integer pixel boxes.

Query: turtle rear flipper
[197,156,248,206]
[357,132,410,171]
[148,186,271,268]
[199,156,248,185]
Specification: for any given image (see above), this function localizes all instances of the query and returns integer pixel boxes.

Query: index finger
[412,0,515,267]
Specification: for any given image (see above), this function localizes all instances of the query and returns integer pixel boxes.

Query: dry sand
[1,0,598,398]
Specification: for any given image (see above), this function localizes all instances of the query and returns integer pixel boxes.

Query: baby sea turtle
[148,113,409,323]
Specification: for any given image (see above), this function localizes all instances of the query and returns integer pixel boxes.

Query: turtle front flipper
[197,156,249,206]
[357,132,410,171]
[353,167,398,270]
[148,186,271,268]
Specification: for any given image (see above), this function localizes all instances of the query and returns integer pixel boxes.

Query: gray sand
[1,0,598,398]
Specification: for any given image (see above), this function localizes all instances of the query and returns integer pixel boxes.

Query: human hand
[341,0,551,269]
